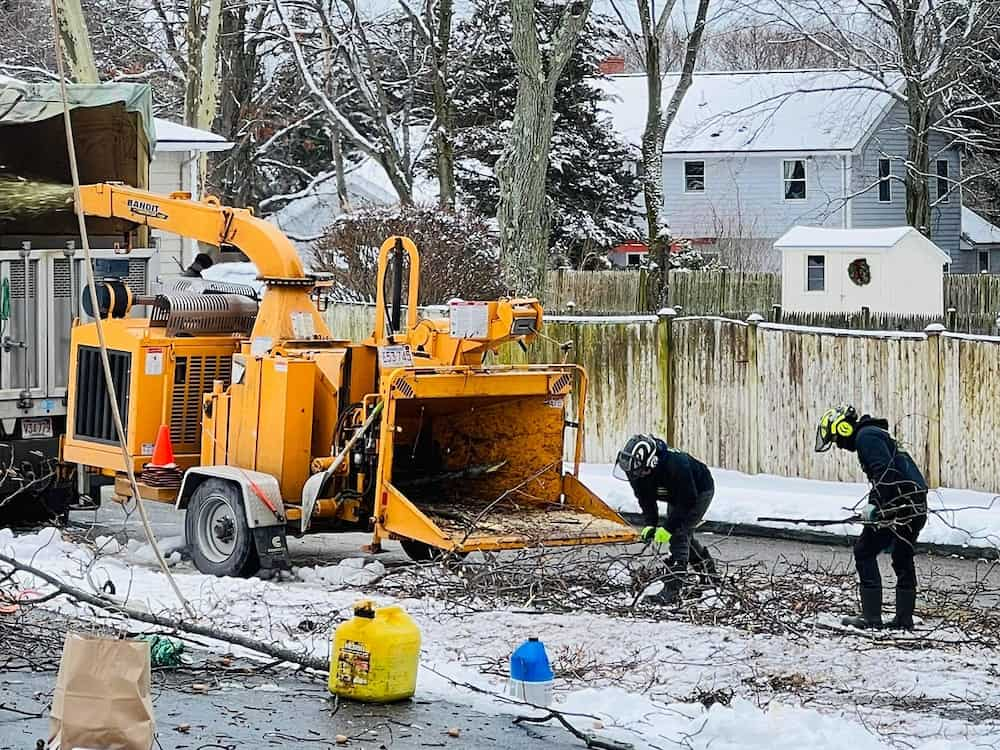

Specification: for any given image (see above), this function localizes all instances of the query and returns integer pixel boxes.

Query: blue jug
[508,637,554,706]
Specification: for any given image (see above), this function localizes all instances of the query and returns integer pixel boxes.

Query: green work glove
[861,503,881,523]
[640,526,671,545]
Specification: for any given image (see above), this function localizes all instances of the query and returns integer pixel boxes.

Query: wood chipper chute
[59,184,636,575]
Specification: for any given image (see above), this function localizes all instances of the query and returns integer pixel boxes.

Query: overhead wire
[46,0,195,618]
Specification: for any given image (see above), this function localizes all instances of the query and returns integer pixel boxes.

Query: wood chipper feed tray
[400,490,631,544]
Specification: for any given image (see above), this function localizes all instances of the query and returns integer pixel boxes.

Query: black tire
[185,479,260,577]
[400,539,466,563]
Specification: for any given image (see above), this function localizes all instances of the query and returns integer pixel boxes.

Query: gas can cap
[354,601,376,619]
[528,637,539,642]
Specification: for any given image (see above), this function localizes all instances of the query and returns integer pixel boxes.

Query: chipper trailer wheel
[185,479,260,577]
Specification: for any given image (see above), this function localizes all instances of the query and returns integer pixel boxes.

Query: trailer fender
[178,467,289,570]
[177,466,286,526]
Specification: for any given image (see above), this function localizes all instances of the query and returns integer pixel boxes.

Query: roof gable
[962,206,1000,246]
[775,225,951,262]
[153,118,233,153]
[596,70,901,154]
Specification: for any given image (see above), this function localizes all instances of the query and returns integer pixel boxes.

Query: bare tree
[272,0,430,206]
[701,24,847,71]
[401,0,457,211]
[495,0,592,297]
[751,0,1000,235]
[611,0,712,304]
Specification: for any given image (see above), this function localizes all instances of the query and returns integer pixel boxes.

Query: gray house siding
[851,101,963,268]
[662,154,846,239]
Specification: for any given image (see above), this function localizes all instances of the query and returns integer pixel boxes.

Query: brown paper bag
[49,633,155,750]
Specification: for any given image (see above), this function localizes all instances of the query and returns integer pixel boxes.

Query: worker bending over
[816,406,928,630]
[614,434,717,604]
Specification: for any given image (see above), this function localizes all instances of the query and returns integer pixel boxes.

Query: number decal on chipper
[126,199,168,220]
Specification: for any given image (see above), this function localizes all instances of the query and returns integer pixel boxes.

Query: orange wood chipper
[61,183,636,576]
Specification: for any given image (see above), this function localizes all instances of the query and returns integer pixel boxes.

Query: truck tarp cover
[0,75,155,150]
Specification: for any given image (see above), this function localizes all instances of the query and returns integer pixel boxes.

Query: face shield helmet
[815,405,858,452]
[613,434,659,480]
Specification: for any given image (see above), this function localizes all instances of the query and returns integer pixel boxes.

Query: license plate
[22,417,53,439]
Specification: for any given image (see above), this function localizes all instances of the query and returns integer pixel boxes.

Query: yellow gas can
[329,600,421,702]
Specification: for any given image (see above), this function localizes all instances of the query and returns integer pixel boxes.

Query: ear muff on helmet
[835,419,854,438]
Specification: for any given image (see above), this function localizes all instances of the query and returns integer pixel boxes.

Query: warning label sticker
[145,349,164,376]
[337,639,371,686]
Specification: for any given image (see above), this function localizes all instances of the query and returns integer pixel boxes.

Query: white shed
[776,226,949,316]
[149,118,233,277]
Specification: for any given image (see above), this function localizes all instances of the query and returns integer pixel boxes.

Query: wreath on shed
[848,258,871,286]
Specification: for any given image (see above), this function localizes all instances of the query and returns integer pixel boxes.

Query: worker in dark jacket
[614,434,717,604]
[816,405,928,630]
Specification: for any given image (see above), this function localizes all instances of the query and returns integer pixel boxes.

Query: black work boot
[692,550,721,586]
[886,588,916,630]
[842,586,883,629]
[646,564,686,605]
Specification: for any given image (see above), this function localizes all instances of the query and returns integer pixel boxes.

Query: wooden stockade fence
[324,303,1000,493]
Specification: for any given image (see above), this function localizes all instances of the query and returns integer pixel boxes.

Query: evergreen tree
[449,1,640,266]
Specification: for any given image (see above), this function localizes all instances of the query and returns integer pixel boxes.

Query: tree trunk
[496,0,592,297]
[430,0,456,211]
[184,0,205,127]
[332,124,351,212]
[905,95,932,236]
[496,78,557,295]
[217,3,258,207]
[640,0,711,304]
[53,0,99,83]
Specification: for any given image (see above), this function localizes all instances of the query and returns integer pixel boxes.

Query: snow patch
[295,559,386,587]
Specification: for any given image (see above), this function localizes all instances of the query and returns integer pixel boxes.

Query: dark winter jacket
[629,439,714,531]
[850,416,928,517]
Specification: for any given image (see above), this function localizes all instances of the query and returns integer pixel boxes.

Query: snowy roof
[962,206,1000,247]
[595,70,901,154]
[153,118,233,153]
[775,225,951,261]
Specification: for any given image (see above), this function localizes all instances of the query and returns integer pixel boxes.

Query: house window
[979,251,990,273]
[807,255,825,291]
[627,253,642,267]
[684,161,705,192]
[878,158,892,202]
[634,160,645,179]
[936,160,950,203]
[783,160,807,200]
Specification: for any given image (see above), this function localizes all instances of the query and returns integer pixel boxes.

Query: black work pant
[668,489,714,567]
[854,504,927,591]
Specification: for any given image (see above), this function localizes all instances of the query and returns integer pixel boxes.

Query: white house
[961,207,1000,274]
[776,226,949,316]
[596,71,965,271]
[149,118,233,277]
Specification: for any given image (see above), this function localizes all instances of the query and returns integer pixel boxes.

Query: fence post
[861,305,871,329]
[946,306,957,331]
[718,266,728,314]
[771,303,782,323]
[924,323,944,489]
[746,314,763,475]
[657,307,677,445]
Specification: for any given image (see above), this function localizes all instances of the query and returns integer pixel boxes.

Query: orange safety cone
[149,424,176,468]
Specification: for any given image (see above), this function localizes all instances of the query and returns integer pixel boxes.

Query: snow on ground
[580,464,1000,551]
[2,523,998,750]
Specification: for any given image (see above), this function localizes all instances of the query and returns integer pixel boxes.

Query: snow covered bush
[311,205,506,304]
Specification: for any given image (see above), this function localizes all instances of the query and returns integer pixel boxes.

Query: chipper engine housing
[61,184,636,576]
